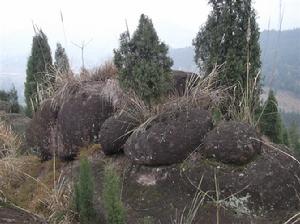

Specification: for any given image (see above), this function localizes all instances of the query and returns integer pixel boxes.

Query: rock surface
[0,207,45,224]
[84,142,300,224]
[202,121,261,165]
[124,107,213,165]
[26,99,58,160]
[26,81,116,161]
[98,113,137,155]
[57,82,114,160]
[124,148,300,223]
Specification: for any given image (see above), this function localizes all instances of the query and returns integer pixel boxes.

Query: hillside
[169,29,300,115]
[261,29,300,95]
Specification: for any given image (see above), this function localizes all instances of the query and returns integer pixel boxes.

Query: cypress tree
[74,157,96,224]
[282,125,290,147]
[103,165,125,224]
[0,87,20,113]
[260,90,283,144]
[289,123,300,154]
[8,86,20,113]
[54,43,70,74]
[114,14,173,105]
[193,0,261,103]
[25,29,53,116]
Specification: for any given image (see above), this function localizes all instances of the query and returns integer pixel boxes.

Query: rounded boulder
[98,113,138,155]
[124,107,213,166]
[202,121,261,165]
[57,82,114,160]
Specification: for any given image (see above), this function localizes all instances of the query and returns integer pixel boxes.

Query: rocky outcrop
[124,147,300,223]
[57,82,114,160]
[98,112,138,155]
[202,121,262,165]
[26,100,58,160]
[171,70,196,96]
[124,107,213,165]
[26,81,116,161]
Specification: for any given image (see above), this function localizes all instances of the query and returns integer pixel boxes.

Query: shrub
[114,14,173,105]
[103,164,125,224]
[260,90,283,144]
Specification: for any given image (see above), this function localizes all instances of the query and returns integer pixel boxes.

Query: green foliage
[0,90,9,102]
[114,14,173,105]
[103,164,125,224]
[212,107,222,125]
[288,123,300,155]
[282,126,290,147]
[74,157,96,224]
[260,90,283,144]
[25,29,53,117]
[54,43,70,74]
[193,0,261,105]
[0,86,20,113]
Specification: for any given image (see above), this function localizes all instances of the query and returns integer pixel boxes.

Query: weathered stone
[26,100,59,160]
[122,147,300,223]
[98,113,138,155]
[202,121,261,165]
[124,107,213,165]
[57,82,114,160]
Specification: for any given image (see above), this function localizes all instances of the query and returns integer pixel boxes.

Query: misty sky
[1,0,300,73]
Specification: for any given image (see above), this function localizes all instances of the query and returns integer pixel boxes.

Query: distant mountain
[167,29,300,115]
[260,29,300,95]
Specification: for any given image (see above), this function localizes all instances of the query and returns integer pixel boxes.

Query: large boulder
[98,112,138,155]
[171,70,196,96]
[202,121,262,165]
[124,107,213,165]
[86,143,300,223]
[26,100,59,160]
[121,148,300,223]
[57,82,114,160]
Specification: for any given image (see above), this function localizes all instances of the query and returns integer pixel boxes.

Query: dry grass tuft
[79,60,117,82]
[0,122,75,223]
[0,122,21,158]
[121,65,226,130]
[172,176,207,224]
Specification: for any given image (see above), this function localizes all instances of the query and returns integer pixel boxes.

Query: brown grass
[0,122,75,223]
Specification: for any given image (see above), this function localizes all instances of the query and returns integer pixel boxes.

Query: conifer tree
[74,157,96,224]
[8,86,20,113]
[260,90,283,144]
[193,0,261,104]
[103,165,125,224]
[289,123,300,154]
[114,14,173,105]
[25,29,53,116]
[0,87,20,113]
[282,125,290,147]
[54,43,70,74]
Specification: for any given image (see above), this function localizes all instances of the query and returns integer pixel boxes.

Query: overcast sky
[1,0,300,71]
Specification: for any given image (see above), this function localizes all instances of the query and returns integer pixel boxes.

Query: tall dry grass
[0,121,75,224]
